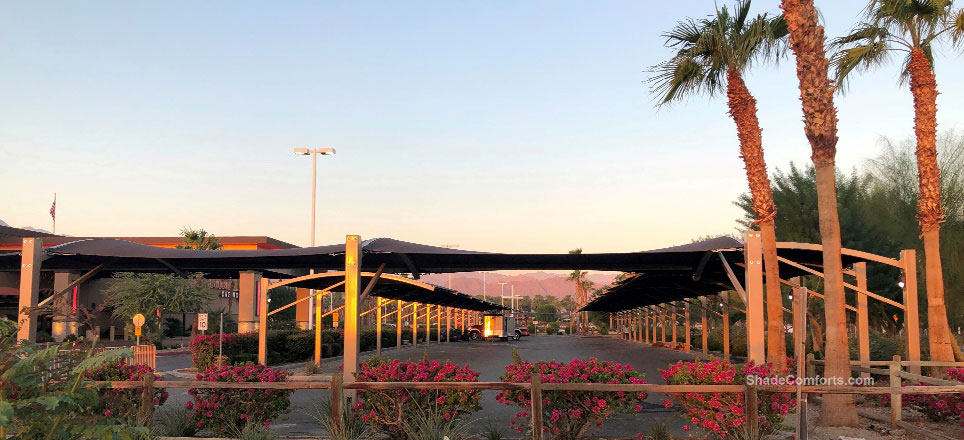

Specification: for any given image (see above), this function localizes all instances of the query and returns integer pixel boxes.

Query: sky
[2,1,963,254]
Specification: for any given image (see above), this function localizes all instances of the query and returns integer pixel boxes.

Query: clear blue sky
[2,1,962,253]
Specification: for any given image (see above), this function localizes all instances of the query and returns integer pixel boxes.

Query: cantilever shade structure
[280,272,507,312]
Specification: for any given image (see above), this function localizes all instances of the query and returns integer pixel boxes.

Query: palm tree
[780,0,858,426]
[832,0,964,367]
[178,228,223,250]
[649,0,789,370]
[566,249,595,335]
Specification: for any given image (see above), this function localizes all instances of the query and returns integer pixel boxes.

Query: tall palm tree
[832,0,964,367]
[780,0,858,426]
[649,0,789,370]
[566,249,595,335]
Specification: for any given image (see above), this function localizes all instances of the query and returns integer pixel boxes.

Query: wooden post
[746,384,759,440]
[745,231,766,365]
[684,302,691,351]
[331,372,344,430]
[889,355,902,427]
[900,250,922,375]
[446,306,451,343]
[722,293,730,362]
[396,300,403,351]
[425,304,431,344]
[376,298,383,356]
[806,353,815,379]
[530,373,544,440]
[660,307,667,343]
[140,371,155,425]
[791,278,803,360]
[671,303,678,345]
[257,277,269,365]
[17,238,42,342]
[701,297,708,356]
[344,235,362,399]
[855,263,870,379]
[644,308,650,343]
[794,288,809,440]
[412,303,419,346]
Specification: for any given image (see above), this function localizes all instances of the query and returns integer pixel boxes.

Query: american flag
[50,194,56,220]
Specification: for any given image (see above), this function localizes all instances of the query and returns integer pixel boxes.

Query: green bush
[190,330,345,369]
[547,322,560,335]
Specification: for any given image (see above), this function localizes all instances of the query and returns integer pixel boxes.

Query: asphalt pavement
[157,335,707,438]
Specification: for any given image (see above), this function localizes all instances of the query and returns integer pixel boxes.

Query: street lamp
[498,282,508,306]
[294,147,336,330]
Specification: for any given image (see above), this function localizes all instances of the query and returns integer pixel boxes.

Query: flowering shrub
[879,367,964,424]
[84,360,168,420]
[497,353,648,440]
[660,358,795,439]
[353,357,481,439]
[187,363,292,436]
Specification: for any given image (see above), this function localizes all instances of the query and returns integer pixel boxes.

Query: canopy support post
[854,263,870,378]
[900,250,922,375]
[343,235,362,401]
[722,292,731,362]
[258,277,269,365]
[396,300,403,351]
[745,231,766,365]
[376,298,383,356]
[672,303,678,345]
[17,238,42,342]
[238,271,261,333]
[684,302,691,351]
[701,297,708,356]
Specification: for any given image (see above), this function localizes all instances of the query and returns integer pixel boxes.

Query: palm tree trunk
[781,0,857,425]
[725,69,786,370]
[908,48,954,371]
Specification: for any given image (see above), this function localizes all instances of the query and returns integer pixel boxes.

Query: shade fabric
[281,273,507,311]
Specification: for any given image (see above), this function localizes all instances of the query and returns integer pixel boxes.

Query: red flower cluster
[187,363,291,436]
[659,358,795,439]
[880,367,964,425]
[354,358,481,439]
[498,356,647,440]
[84,360,168,420]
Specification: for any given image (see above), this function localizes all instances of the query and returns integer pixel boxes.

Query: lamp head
[293,148,310,155]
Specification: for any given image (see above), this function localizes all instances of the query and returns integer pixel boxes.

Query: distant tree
[177,228,223,250]
[566,249,595,334]
[535,304,558,323]
[103,273,211,343]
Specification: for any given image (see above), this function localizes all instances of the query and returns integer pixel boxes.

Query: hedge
[190,326,415,369]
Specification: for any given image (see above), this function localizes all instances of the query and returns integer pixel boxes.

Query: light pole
[498,282,508,306]
[294,147,335,330]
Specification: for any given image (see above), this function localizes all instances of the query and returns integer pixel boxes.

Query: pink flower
[103,409,112,417]
[662,399,673,408]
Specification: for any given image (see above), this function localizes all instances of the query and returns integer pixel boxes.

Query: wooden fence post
[331,372,344,429]
[140,371,155,425]
[745,384,759,440]
[889,355,902,427]
[530,374,544,440]
[806,353,815,380]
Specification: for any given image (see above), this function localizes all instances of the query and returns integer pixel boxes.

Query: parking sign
[198,313,208,331]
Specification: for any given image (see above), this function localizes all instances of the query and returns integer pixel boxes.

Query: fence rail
[93,372,964,440]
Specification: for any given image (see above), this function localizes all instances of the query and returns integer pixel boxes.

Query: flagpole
[52,193,56,235]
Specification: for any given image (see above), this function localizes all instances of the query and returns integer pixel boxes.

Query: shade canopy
[0,236,747,276]
[278,272,507,311]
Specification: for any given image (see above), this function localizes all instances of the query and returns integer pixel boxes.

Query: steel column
[257,277,269,365]
[396,300,403,351]
[701,297,708,356]
[722,292,731,362]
